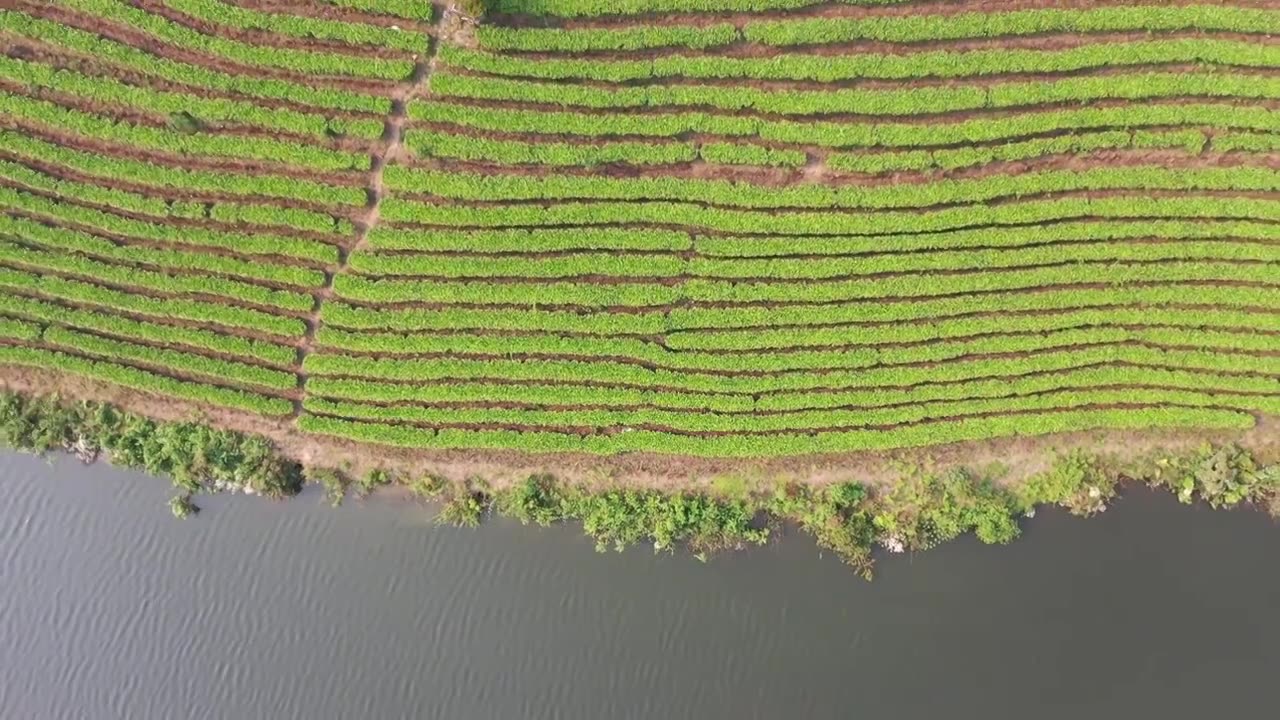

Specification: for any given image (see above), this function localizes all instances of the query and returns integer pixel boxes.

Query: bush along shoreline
[2,391,1277,578]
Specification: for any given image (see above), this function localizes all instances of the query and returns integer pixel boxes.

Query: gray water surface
[1,452,1277,720]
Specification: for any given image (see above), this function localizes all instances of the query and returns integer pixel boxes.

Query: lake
[1,451,1277,719]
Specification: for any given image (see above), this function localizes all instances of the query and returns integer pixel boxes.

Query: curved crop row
[344,239,1275,281]
[301,343,1276,397]
[408,129,696,166]
[0,155,347,243]
[0,11,391,114]
[298,407,1255,458]
[383,195,1280,235]
[429,70,1280,117]
[304,385,1280,436]
[828,129,1209,174]
[41,325,296,392]
[411,102,1279,148]
[315,320,1275,376]
[59,0,415,80]
[1,186,339,265]
[482,0,896,20]
[0,266,306,338]
[392,165,1280,210]
[2,55,384,142]
[0,241,315,313]
[0,344,292,415]
[1,130,366,208]
[327,0,433,21]
[450,38,1280,82]
[744,5,1280,47]
[1,89,371,172]
[0,292,295,366]
[365,226,692,253]
[1,214,327,289]
[318,284,1280,335]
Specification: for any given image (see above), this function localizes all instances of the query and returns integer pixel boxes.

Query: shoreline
[5,365,1277,493]
[2,386,1276,578]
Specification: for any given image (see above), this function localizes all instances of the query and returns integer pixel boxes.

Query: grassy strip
[299,406,1255,457]
[304,385,1280,435]
[365,227,692,252]
[411,101,1278,148]
[2,54,383,141]
[451,39,1280,81]
[0,185,339,265]
[383,196,1280,235]
[301,343,1276,396]
[0,344,292,415]
[62,0,414,80]
[0,292,295,366]
[746,5,1280,46]
[407,129,696,166]
[165,0,428,53]
[0,266,306,338]
[2,214,325,289]
[0,11,389,114]
[390,165,1280,210]
[41,325,295,391]
[0,88,370,172]
[429,70,1280,116]
[0,129,365,208]
[0,241,315,313]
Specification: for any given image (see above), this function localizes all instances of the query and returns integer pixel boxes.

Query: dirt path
[291,15,447,419]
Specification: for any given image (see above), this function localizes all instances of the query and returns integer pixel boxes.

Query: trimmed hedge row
[1,88,370,172]
[0,292,296,366]
[2,215,325,289]
[411,101,1278,148]
[744,5,1280,47]
[0,344,292,416]
[298,407,1254,458]
[429,70,1280,116]
[451,38,1280,82]
[167,0,429,53]
[0,266,306,338]
[0,10,390,113]
[63,0,414,80]
[408,129,696,166]
[2,186,339,265]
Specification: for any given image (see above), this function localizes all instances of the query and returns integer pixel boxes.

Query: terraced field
[2,1,1277,465]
